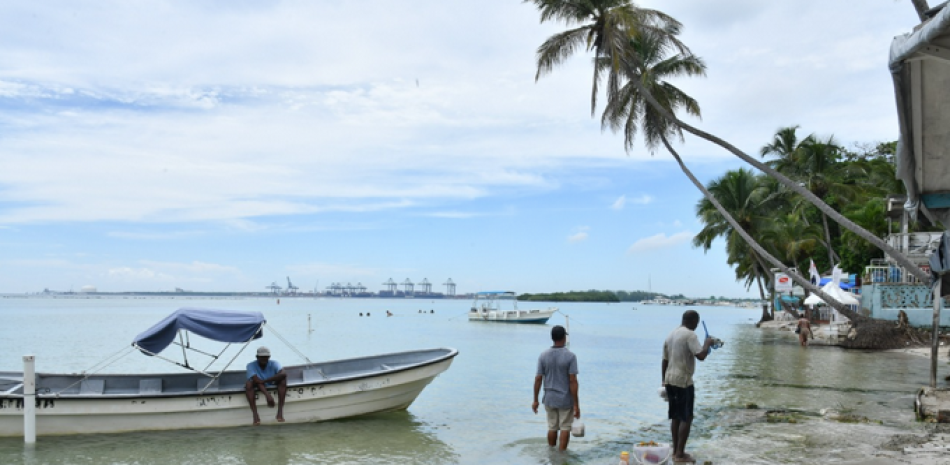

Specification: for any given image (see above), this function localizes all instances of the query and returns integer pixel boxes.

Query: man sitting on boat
[245,346,288,425]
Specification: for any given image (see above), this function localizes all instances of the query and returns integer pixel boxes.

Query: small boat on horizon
[468,291,555,324]
[0,307,457,437]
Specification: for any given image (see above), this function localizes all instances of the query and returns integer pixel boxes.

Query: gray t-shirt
[536,346,578,409]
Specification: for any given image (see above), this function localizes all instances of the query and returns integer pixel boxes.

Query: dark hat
[551,325,568,340]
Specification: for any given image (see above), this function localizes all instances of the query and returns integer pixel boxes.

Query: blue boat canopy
[133,308,266,355]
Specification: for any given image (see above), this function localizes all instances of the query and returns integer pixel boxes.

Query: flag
[809,259,820,285]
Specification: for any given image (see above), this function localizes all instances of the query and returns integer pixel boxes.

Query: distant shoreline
[0,292,471,299]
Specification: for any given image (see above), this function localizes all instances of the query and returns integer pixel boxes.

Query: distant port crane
[443,278,456,296]
[286,277,299,296]
[401,279,414,294]
[326,282,342,296]
[266,282,282,294]
[418,278,432,294]
[382,278,397,293]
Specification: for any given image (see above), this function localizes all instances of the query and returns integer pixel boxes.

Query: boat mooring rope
[265,323,313,365]
[52,345,138,397]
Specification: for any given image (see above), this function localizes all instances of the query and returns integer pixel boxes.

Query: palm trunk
[752,260,771,322]
[631,79,928,283]
[912,0,932,21]
[659,135,864,321]
[750,250,775,319]
[821,213,840,264]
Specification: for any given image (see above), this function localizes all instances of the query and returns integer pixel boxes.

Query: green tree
[693,168,774,321]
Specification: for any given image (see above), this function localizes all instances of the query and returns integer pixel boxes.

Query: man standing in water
[797,313,812,347]
[662,310,713,463]
[245,346,288,425]
[532,325,580,451]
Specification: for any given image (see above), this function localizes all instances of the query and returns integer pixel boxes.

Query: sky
[0,1,923,298]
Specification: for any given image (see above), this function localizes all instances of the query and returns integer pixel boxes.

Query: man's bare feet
[252,415,261,426]
[277,415,285,423]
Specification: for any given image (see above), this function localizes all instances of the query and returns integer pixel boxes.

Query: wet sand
[759,319,950,464]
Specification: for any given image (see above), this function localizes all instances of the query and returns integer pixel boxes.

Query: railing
[864,264,930,285]
[885,232,943,261]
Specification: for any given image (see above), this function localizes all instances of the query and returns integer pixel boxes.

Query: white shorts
[545,406,574,431]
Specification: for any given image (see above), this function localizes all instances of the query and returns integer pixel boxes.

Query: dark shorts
[666,384,694,421]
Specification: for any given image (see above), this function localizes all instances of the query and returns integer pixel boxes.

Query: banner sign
[774,272,793,292]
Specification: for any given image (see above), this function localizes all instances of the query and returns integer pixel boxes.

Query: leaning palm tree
[596,27,848,323]
[526,1,930,349]
[526,1,926,288]
[615,66,929,284]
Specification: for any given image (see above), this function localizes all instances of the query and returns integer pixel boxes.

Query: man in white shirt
[662,310,713,463]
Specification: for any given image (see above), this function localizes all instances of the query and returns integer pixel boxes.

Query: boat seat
[197,378,219,392]
[1,383,23,395]
[303,368,329,383]
[139,378,162,394]
[80,379,105,395]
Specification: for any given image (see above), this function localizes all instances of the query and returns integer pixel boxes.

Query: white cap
[256,346,271,357]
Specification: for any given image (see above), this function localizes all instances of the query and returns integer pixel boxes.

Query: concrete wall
[861,283,950,327]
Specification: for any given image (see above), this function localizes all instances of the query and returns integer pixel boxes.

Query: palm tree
[620,73,928,284]
[525,1,912,324]
[593,27,852,322]
[760,213,824,274]
[693,169,774,321]
[760,125,806,174]
[599,27,704,152]
[527,0,686,115]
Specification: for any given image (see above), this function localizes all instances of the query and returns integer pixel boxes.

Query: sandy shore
[758,318,950,360]
[758,319,950,464]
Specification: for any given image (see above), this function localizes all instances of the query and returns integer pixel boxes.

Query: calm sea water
[0,297,941,464]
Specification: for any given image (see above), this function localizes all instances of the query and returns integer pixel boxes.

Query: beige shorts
[545,406,575,431]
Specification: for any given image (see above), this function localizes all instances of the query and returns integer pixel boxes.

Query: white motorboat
[0,308,457,437]
[468,291,556,324]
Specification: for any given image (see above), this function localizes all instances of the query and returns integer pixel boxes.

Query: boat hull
[467,308,555,324]
[0,348,456,437]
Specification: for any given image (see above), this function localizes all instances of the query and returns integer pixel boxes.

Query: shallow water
[0,297,944,464]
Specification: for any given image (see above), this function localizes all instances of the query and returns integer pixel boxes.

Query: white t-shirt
[662,326,703,388]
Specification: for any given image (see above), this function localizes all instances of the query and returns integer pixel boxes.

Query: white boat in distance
[0,308,457,437]
[468,291,556,324]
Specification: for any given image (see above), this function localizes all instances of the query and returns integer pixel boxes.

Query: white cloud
[424,211,481,219]
[627,231,693,254]
[0,1,916,228]
[568,226,590,243]
[139,260,240,275]
[612,194,653,210]
[629,195,653,205]
[107,267,169,281]
[286,263,379,278]
[611,195,626,210]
